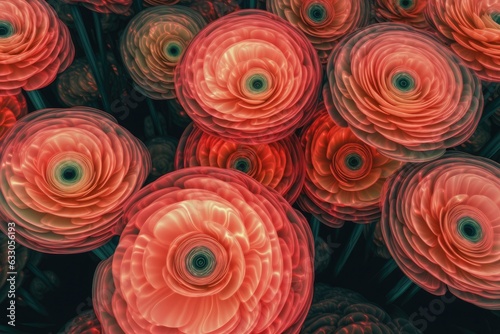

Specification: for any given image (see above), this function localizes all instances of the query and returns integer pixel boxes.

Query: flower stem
[92,11,109,84]
[333,223,363,278]
[386,276,414,304]
[92,239,118,260]
[147,98,166,136]
[25,90,46,110]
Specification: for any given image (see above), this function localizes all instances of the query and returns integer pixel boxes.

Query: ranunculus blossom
[0,108,151,254]
[426,0,500,82]
[0,93,27,142]
[93,167,314,333]
[175,10,322,144]
[58,310,102,334]
[0,0,75,96]
[303,283,422,333]
[175,123,305,203]
[374,0,430,30]
[324,23,483,162]
[62,0,132,14]
[266,0,371,63]
[380,152,500,310]
[120,6,207,100]
[298,105,404,227]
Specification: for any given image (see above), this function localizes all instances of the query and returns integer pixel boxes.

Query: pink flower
[380,152,500,309]
[93,167,314,333]
[175,10,322,144]
[0,93,27,142]
[0,108,151,254]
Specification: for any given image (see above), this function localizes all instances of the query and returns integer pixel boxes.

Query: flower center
[345,153,363,171]
[246,74,268,94]
[492,12,500,25]
[0,21,14,38]
[398,0,414,10]
[185,246,216,277]
[233,157,251,173]
[307,3,327,23]
[164,41,183,62]
[392,72,415,92]
[55,162,82,185]
[458,217,482,243]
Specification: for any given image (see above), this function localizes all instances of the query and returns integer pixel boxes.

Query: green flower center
[458,217,482,243]
[55,162,82,185]
[399,0,414,10]
[345,153,363,171]
[392,72,415,92]
[307,4,327,23]
[492,12,500,25]
[246,74,268,94]
[185,246,216,277]
[164,41,183,61]
[233,157,251,173]
[0,21,14,38]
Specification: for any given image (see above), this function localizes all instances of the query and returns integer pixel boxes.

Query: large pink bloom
[0,93,27,142]
[0,0,74,96]
[93,167,314,333]
[0,108,151,254]
[266,0,371,63]
[324,23,483,162]
[175,10,322,145]
[380,152,500,310]
[298,105,403,227]
[175,123,305,203]
[426,0,500,82]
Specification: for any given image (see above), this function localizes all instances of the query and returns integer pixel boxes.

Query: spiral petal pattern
[175,10,322,144]
[93,167,314,333]
[0,0,74,96]
[375,0,431,30]
[0,108,151,254]
[380,152,500,309]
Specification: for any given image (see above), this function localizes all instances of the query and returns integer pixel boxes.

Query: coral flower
[266,0,371,63]
[93,167,314,333]
[120,6,206,100]
[175,10,322,145]
[0,93,27,142]
[426,0,500,82]
[374,0,430,30]
[303,283,422,333]
[324,23,483,162]
[0,108,151,254]
[175,123,305,203]
[298,105,403,227]
[58,310,102,334]
[0,0,74,96]
[380,152,500,309]
[61,0,132,15]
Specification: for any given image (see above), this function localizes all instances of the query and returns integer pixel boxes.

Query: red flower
[0,108,151,254]
[175,123,305,203]
[0,93,27,142]
[61,0,132,14]
[175,10,322,144]
[93,167,314,333]
[267,0,371,63]
[426,0,500,82]
[374,0,431,30]
[120,6,207,100]
[324,23,483,162]
[380,152,500,309]
[0,0,74,96]
[298,106,403,227]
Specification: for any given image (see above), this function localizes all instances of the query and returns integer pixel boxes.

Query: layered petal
[0,93,27,142]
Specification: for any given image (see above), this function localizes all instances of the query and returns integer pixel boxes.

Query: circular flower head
[266,0,371,63]
[61,0,132,14]
[324,23,483,162]
[303,283,422,333]
[374,0,430,30]
[0,108,151,254]
[120,6,207,100]
[93,167,314,333]
[0,93,27,142]
[56,54,126,108]
[426,0,500,82]
[58,310,102,334]
[175,123,305,203]
[146,136,178,181]
[0,0,75,96]
[298,105,404,227]
[175,10,322,145]
[380,152,500,309]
